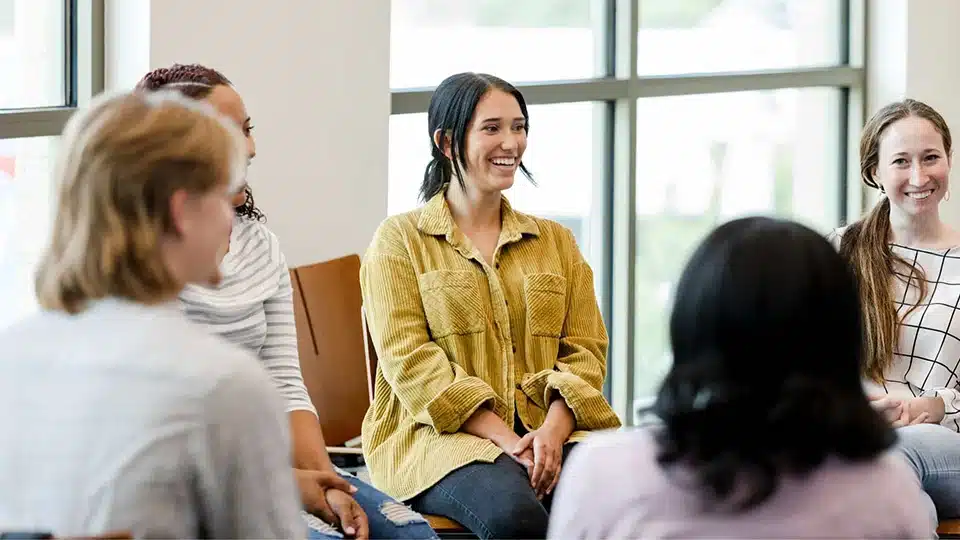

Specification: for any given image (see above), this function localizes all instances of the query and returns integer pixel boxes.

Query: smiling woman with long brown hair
[835,98,960,523]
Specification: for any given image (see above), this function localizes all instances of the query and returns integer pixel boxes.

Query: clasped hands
[499,400,576,500]
[869,394,945,427]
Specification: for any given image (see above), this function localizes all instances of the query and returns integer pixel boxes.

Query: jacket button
[516,383,522,390]
[512,345,517,353]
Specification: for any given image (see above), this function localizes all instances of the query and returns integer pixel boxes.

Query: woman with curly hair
[136,64,437,540]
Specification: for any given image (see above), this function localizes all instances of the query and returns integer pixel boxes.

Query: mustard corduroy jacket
[359,192,622,501]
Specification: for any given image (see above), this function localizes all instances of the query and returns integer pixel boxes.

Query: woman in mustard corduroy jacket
[360,72,621,540]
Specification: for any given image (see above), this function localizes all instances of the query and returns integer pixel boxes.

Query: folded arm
[522,240,620,432]
[263,254,336,471]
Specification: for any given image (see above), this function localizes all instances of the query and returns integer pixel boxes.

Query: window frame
[389,0,866,424]
[0,0,104,139]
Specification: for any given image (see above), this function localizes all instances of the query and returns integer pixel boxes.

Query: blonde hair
[838,98,952,381]
[36,90,248,313]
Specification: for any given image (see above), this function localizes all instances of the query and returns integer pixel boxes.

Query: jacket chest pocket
[418,270,486,339]
[523,273,567,338]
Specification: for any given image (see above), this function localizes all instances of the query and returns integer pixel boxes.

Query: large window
[390,0,606,87]
[389,0,862,424]
[632,87,843,397]
[0,136,58,329]
[0,0,102,329]
[0,0,67,108]
[636,0,844,75]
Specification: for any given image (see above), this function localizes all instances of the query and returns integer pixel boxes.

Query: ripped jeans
[304,473,439,539]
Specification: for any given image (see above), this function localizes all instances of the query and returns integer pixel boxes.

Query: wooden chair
[290,255,370,446]
[361,307,472,538]
[940,520,960,538]
[291,256,470,537]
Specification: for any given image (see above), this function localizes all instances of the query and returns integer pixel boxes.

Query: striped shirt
[180,216,317,416]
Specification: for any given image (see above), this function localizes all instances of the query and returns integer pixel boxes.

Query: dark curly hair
[136,63,264,222]
[653,216,894,512]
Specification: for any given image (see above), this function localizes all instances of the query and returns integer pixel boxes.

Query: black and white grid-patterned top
[832,227,960,432]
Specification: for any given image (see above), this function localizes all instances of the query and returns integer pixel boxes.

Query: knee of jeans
[483,496,549,539]
[897,423,955,454]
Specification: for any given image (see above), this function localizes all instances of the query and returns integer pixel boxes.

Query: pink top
[548,428,935,539]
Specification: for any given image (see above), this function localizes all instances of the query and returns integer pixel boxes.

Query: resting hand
[295,468,357,526]
[900,396,945,425]
[326,488,370,540]
[869,394,904,424]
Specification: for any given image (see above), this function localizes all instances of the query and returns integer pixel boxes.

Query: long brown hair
[838,99,952,381]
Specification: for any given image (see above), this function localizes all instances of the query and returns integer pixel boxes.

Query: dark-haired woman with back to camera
[360,72,621,539]
[548,216,934,539]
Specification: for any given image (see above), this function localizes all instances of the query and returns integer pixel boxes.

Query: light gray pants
[896,423,960,529]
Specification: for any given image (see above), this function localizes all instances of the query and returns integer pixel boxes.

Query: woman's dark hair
[653,216,895,512]
[421,72,534,202]
[136,63,264,222]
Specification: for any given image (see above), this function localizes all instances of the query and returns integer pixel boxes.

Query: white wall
[867,0,960,226]
[104,0,390,266]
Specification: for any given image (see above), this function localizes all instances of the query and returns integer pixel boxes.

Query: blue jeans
[408,446,577,540]
[896,424,960,523]
[305,473,438,539]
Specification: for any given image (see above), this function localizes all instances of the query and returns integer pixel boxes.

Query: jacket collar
[417,188,539,236]
[416,188,540,257]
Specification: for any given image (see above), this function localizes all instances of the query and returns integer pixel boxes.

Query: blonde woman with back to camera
[834,98,960,523]
[0,91,324,538]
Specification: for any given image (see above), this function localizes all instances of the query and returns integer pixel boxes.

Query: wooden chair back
[290,254,370,446]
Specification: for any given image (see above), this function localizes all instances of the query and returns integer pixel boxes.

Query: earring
[945,189,951,202]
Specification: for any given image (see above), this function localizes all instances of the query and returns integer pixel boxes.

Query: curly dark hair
[136,63,264,222]
[653,216,894,513]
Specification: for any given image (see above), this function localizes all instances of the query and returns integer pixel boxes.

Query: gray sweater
[0,297,303,538]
